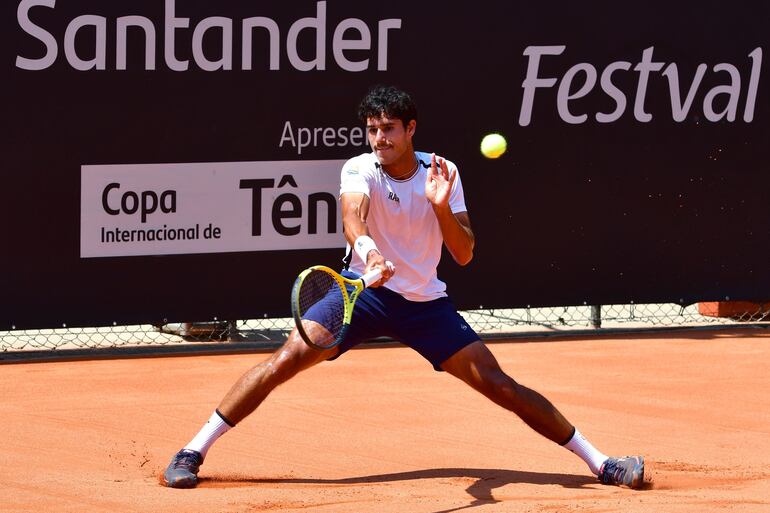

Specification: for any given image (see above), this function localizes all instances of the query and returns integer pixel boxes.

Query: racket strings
[297,270,346,347]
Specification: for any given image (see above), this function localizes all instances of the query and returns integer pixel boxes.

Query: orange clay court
[3,328,770,513]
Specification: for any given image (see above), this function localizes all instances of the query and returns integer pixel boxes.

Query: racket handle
[360,261,394,288]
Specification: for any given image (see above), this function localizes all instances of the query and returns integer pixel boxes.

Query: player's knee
[274,334,333,374]
[479,368,518,398]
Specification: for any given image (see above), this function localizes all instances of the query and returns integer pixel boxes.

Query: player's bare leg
[162,330,336,488]
[440,340,644,488]
[218,331,336,424]
[440,340,573,443]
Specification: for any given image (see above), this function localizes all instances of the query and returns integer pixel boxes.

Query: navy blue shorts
[321,270,480,371]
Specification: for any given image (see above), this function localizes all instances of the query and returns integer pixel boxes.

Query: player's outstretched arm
[425,154,475,265]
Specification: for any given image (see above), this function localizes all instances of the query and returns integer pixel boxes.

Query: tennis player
[162,85,644,489]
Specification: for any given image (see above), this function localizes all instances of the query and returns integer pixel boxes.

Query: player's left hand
[425,153,456,209]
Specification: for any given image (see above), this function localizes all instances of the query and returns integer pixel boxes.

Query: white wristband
[354,235,379,263]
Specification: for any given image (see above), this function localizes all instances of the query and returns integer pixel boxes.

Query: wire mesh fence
[2,301,768,353]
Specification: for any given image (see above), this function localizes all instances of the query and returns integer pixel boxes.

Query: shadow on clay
[200,467,600,512]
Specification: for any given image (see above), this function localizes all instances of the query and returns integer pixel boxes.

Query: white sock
[562,428,608,475]
[183,410,233,460]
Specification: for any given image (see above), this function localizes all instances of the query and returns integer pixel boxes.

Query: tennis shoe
[597,456,644,489]
[162,449,203,488]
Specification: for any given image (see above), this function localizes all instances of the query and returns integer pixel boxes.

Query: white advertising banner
[81,160,346,257]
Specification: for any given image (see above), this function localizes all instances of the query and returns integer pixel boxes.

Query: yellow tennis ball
[480,133,507,159]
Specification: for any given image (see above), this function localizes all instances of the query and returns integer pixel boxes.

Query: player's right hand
[364,252,395,287]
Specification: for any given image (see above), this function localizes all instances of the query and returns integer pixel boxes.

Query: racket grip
[360,261,393,288]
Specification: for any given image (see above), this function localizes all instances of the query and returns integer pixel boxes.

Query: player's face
[366,115,415,167]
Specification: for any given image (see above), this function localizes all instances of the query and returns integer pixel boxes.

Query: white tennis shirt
[339,151,468,301]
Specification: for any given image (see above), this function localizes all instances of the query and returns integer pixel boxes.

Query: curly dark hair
[357,85,417,127]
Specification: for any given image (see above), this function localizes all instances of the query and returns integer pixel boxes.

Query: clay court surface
[3,328,769,512]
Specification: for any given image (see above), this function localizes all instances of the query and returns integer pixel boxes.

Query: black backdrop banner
[3,1,769,330]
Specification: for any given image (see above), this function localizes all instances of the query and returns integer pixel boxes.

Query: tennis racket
[290,265,385,350]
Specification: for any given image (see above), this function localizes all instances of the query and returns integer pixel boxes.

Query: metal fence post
[590,305,602,329]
